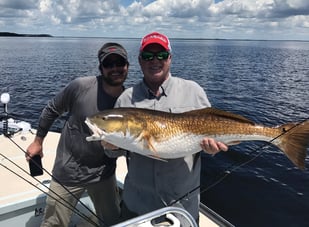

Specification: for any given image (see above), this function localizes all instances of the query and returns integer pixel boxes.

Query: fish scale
[85,107,309,169]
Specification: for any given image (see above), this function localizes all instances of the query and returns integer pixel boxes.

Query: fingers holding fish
[101,140,119,150]
[100,140,127,158]
[217,141,228,152]
[200,138,228,155]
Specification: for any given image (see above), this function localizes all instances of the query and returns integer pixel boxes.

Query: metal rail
[112,206,198,227]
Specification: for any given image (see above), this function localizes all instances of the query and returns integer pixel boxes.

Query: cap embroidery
[108,47,117,52]
[143,34,167,44]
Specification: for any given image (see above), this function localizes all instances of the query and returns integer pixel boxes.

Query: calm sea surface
[1,37,309,226]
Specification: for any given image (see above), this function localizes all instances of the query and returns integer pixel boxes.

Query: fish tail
[274,120,309,170]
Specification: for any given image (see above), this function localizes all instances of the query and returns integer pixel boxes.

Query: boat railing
[112,206,198,227]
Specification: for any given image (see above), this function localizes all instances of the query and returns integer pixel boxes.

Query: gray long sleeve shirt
[37,76,117,186]
[115,75,211,220]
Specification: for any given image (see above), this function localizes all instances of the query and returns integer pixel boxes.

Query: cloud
[0,0,37,10]
[210,0,309,18]
[0,0,308,40]
[268,0,309,18]
[142,0,213,18]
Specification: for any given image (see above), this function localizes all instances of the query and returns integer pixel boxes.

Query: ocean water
[1,37,309,226]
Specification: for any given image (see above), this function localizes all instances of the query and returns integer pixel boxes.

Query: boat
[0,93,233,226]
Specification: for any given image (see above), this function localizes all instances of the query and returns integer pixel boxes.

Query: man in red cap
[27,42,129,226]
[114,32,228,225]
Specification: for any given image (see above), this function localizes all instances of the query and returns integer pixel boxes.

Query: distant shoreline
[0,32,307,42]
[0,32,52,37]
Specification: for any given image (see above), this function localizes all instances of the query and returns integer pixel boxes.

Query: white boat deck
[0,130,230,226]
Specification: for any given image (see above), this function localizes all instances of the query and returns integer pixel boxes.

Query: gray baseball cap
[98,43,128,64]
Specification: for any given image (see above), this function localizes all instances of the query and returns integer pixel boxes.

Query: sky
[0,0,309,40]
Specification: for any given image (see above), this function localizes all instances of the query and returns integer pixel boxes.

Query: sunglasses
[140,51,170,61]
[102,58,127,68]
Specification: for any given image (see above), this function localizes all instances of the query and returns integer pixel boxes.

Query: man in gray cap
[27,42,129,226]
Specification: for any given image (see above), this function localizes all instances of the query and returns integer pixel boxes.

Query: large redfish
[85,107,309,169]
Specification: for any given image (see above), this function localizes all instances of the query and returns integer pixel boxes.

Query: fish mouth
[85,118,105,141]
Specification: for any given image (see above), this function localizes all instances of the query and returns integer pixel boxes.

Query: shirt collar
[142,74,171,99]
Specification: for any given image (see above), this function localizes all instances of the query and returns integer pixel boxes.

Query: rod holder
[1,93,10,137]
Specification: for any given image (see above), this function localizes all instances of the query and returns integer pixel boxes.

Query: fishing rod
[0,93,103,226]
[0,153,100,227]
[168,116,309,207]
[201,116,309,194]
[4,137,103,227]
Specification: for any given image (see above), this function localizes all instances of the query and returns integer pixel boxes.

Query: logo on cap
[108,47,117,52]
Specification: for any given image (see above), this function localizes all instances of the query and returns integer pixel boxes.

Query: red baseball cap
[140,32,171,51]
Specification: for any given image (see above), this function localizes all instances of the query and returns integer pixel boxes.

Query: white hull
[0,191,95,226]
[0,129,232,226]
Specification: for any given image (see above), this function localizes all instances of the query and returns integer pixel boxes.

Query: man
[26,43,129,226]
[114,32,228,225]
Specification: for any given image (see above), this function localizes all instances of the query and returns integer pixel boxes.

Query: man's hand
[101,141,126,158]
[101,140,119,150]
[26,136,44,161]
[200,138,228,155]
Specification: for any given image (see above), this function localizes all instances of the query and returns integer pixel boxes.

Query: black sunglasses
[102,58,127,68]
[140,51,170,61]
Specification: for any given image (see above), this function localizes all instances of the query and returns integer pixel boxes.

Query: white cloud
[140,0,213,18]
[0,0,308,40]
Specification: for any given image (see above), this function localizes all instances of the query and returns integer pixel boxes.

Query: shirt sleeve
[36,80,77,138]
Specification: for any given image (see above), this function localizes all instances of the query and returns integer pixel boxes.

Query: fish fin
[86,135,98,141]
[140,133,166,161]
[148,155,168,162]
[141,132,157,154]
[226,141,241,146]
[187,107,255,125]
[148,142,157,153]
[274,120,309,170]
